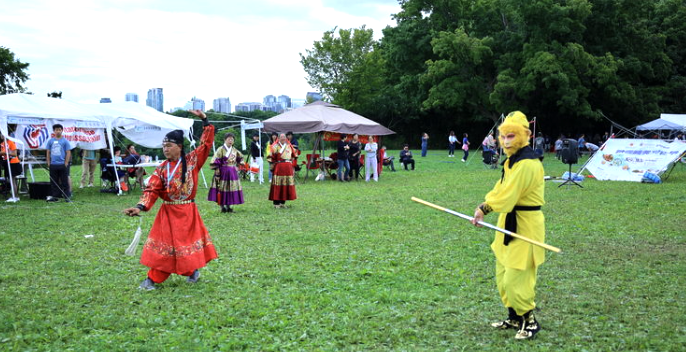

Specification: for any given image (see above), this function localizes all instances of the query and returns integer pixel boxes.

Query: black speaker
[560,139,578,164]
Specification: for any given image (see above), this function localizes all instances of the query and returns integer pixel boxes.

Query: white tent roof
[0,93,105,136]
[660,113,686,126]
[0,94,196,148]
[636,118,685,131]
[87,102,195,148]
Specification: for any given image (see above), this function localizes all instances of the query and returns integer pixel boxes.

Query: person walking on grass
[471,111,545,340]
[45,124,72,202]
[448,131,458,157]
[461,133,470,162]
[208,132,245,213]
[421,132,429,157]
[123,110,217,290]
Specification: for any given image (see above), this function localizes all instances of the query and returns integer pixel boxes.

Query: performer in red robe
[267,133,297,208]
[123,110,217,290]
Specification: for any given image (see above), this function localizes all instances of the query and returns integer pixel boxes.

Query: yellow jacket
[485,148,545,270]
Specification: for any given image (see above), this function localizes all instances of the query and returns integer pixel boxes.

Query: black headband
[163,130,184,145]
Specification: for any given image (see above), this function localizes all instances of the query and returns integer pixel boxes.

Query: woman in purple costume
[208,132,245,213]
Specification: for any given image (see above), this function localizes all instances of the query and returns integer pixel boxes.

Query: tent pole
[104,122,122,195]
[305,132,322,181]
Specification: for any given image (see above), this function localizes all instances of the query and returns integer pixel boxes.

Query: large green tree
[302,0,686,144]
[299,26,387,120]
[0,47,30,95]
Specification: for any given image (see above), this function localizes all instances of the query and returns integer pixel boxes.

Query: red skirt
[140,202,217,274]
[269,162,297,201]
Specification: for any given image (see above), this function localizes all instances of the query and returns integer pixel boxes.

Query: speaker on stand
[559,138,583,188]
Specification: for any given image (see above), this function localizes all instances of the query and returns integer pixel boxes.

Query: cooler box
[29,182,51,199]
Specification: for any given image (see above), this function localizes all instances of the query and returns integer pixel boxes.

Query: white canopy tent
[0,94,198,196]
[635,113,686,138]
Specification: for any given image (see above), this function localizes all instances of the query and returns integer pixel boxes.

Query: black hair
[340,134,347,139]
[126,144,134,151]
[114,146,121,153]
[286,131,293,136]
[224,132,235,140]
[53,124,63,130]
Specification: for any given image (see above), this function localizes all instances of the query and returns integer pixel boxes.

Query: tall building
[100,97,112,103]
[235,102,264,112]
[146,88,164,112]
[125,93,139,102]
[306,92,322,102]
[183,97,205,111]
[291,99,306,109]
[213,97,231,113]
[277,95,292,109]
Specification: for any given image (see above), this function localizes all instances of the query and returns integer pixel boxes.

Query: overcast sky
[0,0,400,111]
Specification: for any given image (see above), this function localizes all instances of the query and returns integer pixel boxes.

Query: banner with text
[585,139,686,181]
[14,119,107,150]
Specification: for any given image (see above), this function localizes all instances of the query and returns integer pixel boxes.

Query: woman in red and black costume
[123,110,217,290]
[267,132,297,208]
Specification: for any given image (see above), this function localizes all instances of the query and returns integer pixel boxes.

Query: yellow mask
[498,111,531,157]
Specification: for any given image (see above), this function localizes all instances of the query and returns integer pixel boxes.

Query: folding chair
[482,149,499,169]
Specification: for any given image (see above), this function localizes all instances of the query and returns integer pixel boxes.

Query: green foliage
[0,47,30,95]
[301,0,686,146]
[1,151,685,350]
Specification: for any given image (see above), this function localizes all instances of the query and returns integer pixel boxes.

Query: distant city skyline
[113,91,316,113]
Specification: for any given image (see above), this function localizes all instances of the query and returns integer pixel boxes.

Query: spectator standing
[461,133,470,162]
[448,131,458,157]
[0,133,21,202]
[266,132,278,182]
[534,132,545,156]
[364,136,378,182]
[249,133,264,184]
[348,134,362,181]
[554,135,564,159]
[45,124,72,202]
[337,134,351,182]
[80,149,97,188]
[421,133,429,157]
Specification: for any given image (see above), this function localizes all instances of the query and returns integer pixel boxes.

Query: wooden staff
[411,197,561,253]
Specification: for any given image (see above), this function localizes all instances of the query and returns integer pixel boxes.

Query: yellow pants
[495,259,538,316]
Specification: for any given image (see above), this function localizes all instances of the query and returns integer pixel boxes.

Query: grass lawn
[1,150,685,351]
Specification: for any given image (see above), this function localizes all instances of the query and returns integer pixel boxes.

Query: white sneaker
[79,185,84,189]
[6,197,19,203]
[88,184,94,187]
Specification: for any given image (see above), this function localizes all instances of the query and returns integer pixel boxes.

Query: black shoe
[221,207,227,213]
[515,310,541,340]
[139,277,156,290]
[491,308,520,330]
[227,207,234,213]
[187,270,200,283]
[65,198,72,203]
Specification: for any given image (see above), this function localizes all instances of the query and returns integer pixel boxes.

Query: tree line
[300,0,686,148]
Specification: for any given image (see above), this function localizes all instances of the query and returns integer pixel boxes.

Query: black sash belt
[503,205,541,245]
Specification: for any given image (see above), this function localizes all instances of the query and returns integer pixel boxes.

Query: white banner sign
[14,120,107,150]
[585,139,686,182]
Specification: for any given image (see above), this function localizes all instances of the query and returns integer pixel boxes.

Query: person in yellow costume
[471,111,545,340]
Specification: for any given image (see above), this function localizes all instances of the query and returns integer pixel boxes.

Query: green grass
[1,151,685,351]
